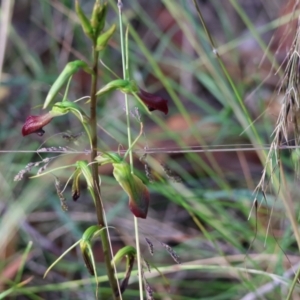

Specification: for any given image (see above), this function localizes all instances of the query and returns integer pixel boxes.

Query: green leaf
[44,240,81,278]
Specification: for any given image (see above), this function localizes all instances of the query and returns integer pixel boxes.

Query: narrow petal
[22,113,53,136]
[138,88,168,115]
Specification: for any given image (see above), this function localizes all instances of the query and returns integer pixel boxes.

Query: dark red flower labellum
[72,190,80,201]
[138,89,168,115]
[35,128,46,136]
[113,161,150,219]
[128,185,150,219]
[22,113,53,136]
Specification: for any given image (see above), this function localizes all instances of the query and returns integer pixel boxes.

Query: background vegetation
[1,0,300,299]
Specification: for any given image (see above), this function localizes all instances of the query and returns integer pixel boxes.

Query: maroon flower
[22,113,53,136]
[128,184,150,219]
[137,89,168,115]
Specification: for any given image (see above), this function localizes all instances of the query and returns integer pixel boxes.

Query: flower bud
[43,60,91,109]
[91,1,107,37]
[95,24,116,51]
[75,0,94,39]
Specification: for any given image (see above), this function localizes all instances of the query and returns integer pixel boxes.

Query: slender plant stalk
[117,1,144,299]
[90,43,120,299]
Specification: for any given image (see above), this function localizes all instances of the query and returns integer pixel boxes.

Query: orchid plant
[17,0,169,298]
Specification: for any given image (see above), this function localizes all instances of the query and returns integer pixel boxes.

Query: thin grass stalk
[0,0,15,82]
[285,264,300,300]
[117,1,144,299]
[90,40,120,298]
[229,0,280,72]
[191,0,258,143]
[119,8,230,190]
[279,160,300,252]
[9,262,291,296]
[192,0,300,250]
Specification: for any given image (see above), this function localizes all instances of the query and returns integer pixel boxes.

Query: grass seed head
[161,242,180,264]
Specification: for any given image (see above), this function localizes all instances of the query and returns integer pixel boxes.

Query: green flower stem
[90,44,119,299]
[118,1,144,299]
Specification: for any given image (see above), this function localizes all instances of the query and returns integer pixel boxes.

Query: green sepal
[96,79,138,97]
[75,161,96,204]
[111,246,136,265]
[82,225,104,241]
[51,101,89,123]
[43,60,91,109]
[95,155,113,166]
[75,160,93,189]
[95,151,123,165]
[72,168,82,201]
[75,0,94,39]
[50,101,92,146]
[112,246,136,296]
[80,225,103,275]
[91,1,107,37]
[95,24,116,51]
